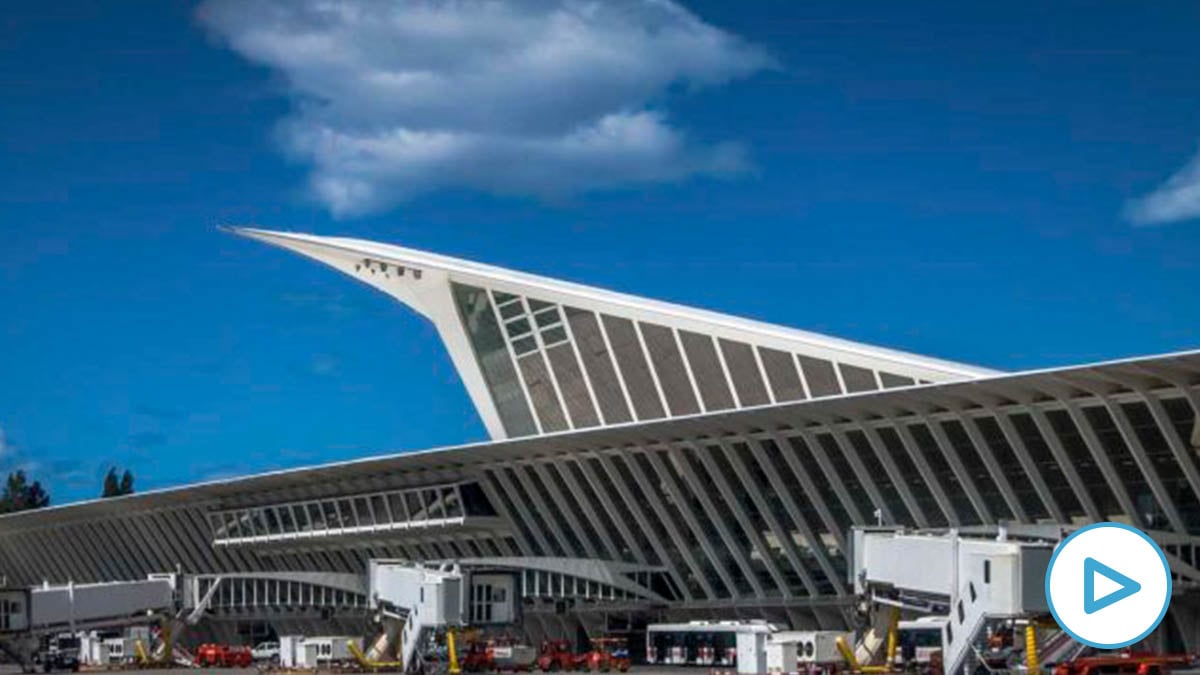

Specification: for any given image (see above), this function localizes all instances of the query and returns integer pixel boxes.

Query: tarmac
[2,668,698,675]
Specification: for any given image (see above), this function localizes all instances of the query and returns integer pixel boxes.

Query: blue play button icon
[1047,522,1171,648]
[1083,557,1142,614]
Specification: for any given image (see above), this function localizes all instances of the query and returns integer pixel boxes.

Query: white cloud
[1126,146,1200,226]
[198,0,772,216]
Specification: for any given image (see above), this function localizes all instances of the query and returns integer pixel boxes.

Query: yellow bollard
[1025,624,1039,674]
[448,628,461,675]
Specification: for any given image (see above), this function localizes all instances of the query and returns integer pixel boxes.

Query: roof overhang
[3,348,1196,531]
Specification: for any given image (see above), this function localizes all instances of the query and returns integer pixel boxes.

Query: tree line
[0,466,135,514]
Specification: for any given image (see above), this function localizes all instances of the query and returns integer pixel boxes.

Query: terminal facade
[2,229,1200,651]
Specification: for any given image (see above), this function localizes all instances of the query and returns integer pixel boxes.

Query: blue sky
[3,0,1200,504]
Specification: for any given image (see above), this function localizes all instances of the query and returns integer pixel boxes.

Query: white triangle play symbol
[1093,572,1122,599]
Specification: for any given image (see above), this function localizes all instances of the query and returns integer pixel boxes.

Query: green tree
[101,467,135,498]
[0,470,51,513]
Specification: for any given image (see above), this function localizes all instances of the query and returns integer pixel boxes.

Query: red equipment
[537,640,576,672]
[462,641,495,673]
[1052,653,1193,675]
[577,638,631,673]
[194,643,253,668]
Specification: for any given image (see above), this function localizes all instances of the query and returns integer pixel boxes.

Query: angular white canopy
[232,227,998,440]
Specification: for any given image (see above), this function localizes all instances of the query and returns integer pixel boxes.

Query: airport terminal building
[3,229,1200,650]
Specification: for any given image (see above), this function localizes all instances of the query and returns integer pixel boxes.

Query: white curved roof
[232,227,999,439]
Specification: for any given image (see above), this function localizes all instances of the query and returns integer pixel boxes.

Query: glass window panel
[240,510,257,537]
[798,356,841,397]
[425,489,445,519]
[584,457,653,563]
[1045,410,1122,520]
[1123,400,1200,532]
[533,307,561,327]
[354,497,374,526]
[487,470,545,556]
[846,430,913,525]
[263,508,281,534]
[546,343,600,428]
[972,417,1048,521]
[504,317,532,339]
[540,325,568,346]
[460,482,497,517]
[838,364,878,393]
[322,501,341,529]
[564,307,633,423]
[389,493,409,522]
[499,301,526,320]
[293,504,311,531]
[906,423,978,524]
[880,372,915,388]
[442,487,463,518]
[406,492,426,520]
[528,298,552,312]
[641,323,700,415]
[278,507,296,533]
[513,336,538,355]
[1083,405,1165,528]
[1008,412,1083,519]
[719,338,771,406]
[527,466,587,558]
[307,503,325,530]
[493,291,519,305]
[816,433,875,520]
[679,331,736,410]
[337,499,359,528]
[723,443,793,593]
[746,439,835,593]
[370,495,391,524]
[602,315,666,420]
[452,283,538,437]
[876,427,947,527]
[759,346,806,403]
[518,354,570,432]
[225,512,241,539]
[940,420,1012,521]
[614,453,699,597]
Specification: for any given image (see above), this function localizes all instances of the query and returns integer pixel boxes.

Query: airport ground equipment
[194,642,252,668]
[536,639,575,671]
[573,637,630,673]
[1050,653,1193,675]
[850,526,1055,675]
[367,560,465,673]
[767,631,853,675]
[0,575,180,672]
[647,621,779,669]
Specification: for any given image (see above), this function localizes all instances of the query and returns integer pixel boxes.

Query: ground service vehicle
[577,638,630,672]
[492,640,537,672]
[194,643,253,668]
[1052,653,1194,675]
[462,641,495,672]
[35,634,81,672]
[537,640,576,672]
[251,640,280,664]
[647,621,774,667]
[896,618,945,670]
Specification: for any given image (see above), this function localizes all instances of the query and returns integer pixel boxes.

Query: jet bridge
[850,527,1055,675]
[0,574,179,671]
[362,560,465,673]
